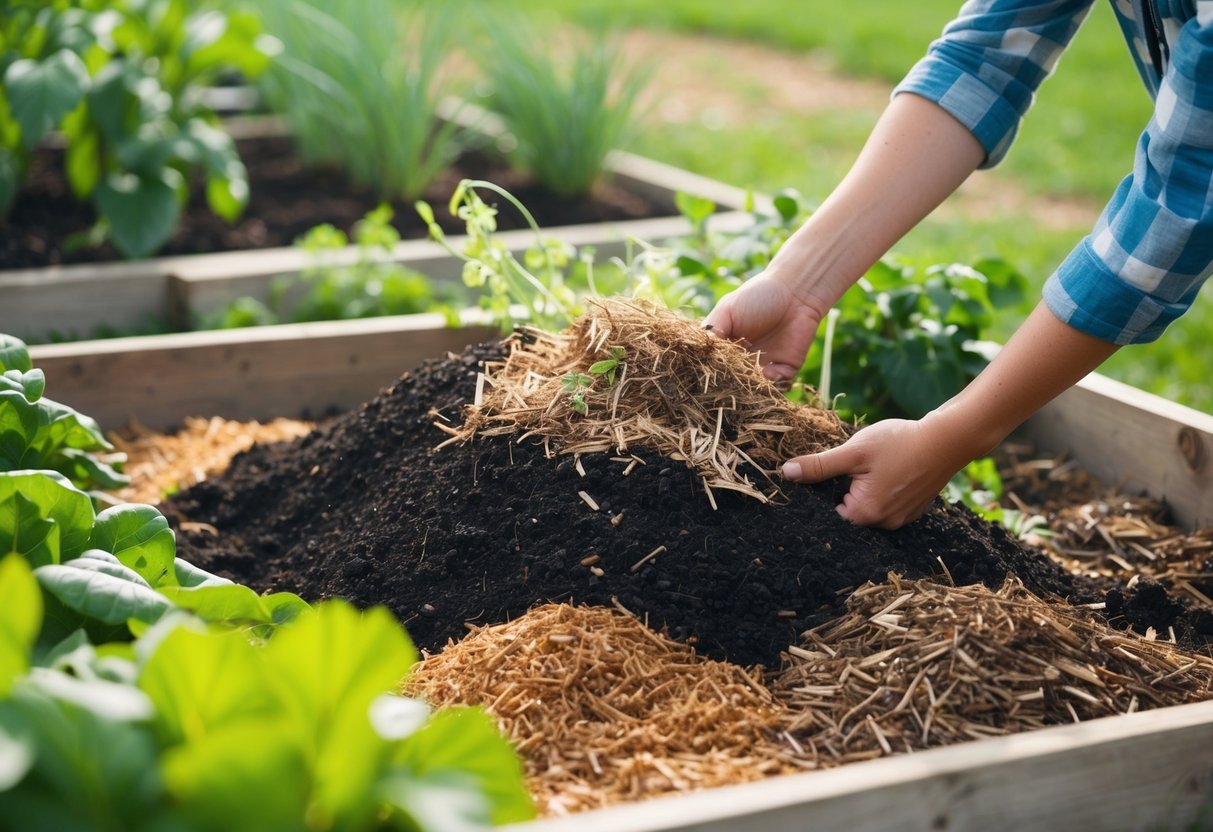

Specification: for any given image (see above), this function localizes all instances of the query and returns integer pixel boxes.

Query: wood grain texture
[508,699,1213,832]
[29,315,496,431]
[1019,372,1213,529]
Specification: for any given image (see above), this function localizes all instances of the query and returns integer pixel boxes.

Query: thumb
[702,300,734,339]
[782,443,864,484]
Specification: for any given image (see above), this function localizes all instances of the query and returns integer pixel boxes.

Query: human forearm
[766,93,986,312]
[925,301,1120,459]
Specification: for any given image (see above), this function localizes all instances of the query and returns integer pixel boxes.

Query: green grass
[511,0,1213,415]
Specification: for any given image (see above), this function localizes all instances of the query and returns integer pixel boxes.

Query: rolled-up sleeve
[894,0,1097,168]
[1043,8,1213,344]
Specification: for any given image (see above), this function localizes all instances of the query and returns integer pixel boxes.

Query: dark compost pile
[166,305,1209,667]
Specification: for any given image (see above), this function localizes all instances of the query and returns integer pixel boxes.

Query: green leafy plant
[0,0,277,257]
[417,179,578,332]
[561,345,626,414]
[0,334,127,494]
[205,205,446,330]
[475,14,650,197]
[944,456,1053,541]
[0,329,535,831]
[255,0,472,202]
[796,256,1029,422]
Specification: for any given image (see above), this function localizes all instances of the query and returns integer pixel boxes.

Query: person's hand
[780,415,971,529]
[703,274,827,382]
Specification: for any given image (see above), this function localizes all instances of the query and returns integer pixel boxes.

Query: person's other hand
[780,416,969,530]
[703,274,826,382]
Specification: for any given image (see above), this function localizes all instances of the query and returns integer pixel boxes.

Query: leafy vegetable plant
[475,13,650,197]
[0,330,536,830]
[205,205,447,330]
[561,346,626,414]
[0,0,277,258]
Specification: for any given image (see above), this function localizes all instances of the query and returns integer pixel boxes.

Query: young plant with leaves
[0,0,276,258]
[255,0,472,202]
[474,13,650,197]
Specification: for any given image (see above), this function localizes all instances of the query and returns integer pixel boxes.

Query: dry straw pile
[406,603,796,815]
[113,416,314,505]
[772,574,1213,766]
[438,297,848,505]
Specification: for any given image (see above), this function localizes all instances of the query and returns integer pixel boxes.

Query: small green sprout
[561,347,627,415]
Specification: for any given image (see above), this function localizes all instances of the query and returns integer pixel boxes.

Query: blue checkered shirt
[894,0,1213,345]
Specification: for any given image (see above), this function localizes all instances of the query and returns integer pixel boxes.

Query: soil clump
[168,333,1107,667]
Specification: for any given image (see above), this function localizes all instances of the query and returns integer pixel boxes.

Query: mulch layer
[161,340,1213,668]
[2,135,669,270]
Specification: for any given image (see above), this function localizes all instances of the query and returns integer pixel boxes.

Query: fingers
[781,443,864,484]
[702,302,734,340]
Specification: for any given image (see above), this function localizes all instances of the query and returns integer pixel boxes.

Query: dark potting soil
[165,344,1213,667]
[2,135,669,270]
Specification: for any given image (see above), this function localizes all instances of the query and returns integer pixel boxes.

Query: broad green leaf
[49,448,130,491]
[90,504,175,587]
[674,191,714,227]
[205,175,247,222]
[380,769,494,832]
[1,685,161,825]
[0,471,93,560]
[161,721,308,832]
[64,123,100,199]
[772,192,800,222]
[173,557,233,588]
[0,391,41,470]
[24,666,153,722]
[140,626,272,744]
[4,50,90,150]
[0,335,31,373]
[0,554,42,697]
[0,702,35,789]
[0,493,60,568]
[875,337,965,418]
[34,397,112,452]
[264,601,417,820]
[71,549,152,586]
[35,562,173,627]
[155,584,281,627]
[390,707,534,826]
[95,170,181,259]
[2,368,45,402]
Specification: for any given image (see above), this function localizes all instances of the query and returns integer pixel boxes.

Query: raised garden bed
[28,299,1213,830]
[1,115,753,344]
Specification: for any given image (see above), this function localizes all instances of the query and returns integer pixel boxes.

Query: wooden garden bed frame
[26,314,1213,830]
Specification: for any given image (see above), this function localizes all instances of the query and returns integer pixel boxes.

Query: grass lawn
[517,0,1211,414]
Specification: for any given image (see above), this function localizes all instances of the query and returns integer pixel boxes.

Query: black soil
[2,135,669,269]
[166,344,1213,667]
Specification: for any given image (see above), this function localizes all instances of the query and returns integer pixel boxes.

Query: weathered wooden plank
[509,699,1213,832]
[29,315,496,431]
[1020,372,1213,529]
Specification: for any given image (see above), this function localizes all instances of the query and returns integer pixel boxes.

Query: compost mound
[169,327,1093,667]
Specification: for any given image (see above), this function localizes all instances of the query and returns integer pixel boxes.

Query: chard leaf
[156,584,305,627]
[50,448,129,491]
[24,667,153,722]
[0,471,93,560]
[90,504,176,587]
[0,492,61,568]
[0,389,40,470]
[5,50,90,150]
[35,562,173,627]
[2,368,45,402]
[95,170,181,260]
[173,557,234,588]
[389,707,534,826]
[140,626,272,744]
[0,335,31,373]
[0,554,42,697]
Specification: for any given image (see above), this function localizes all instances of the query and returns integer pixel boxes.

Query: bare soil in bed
[2,135,668,270]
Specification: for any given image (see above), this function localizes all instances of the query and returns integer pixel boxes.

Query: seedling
[560,346,627,415]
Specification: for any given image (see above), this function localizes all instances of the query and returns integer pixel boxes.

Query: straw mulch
[439,297,849,505]
[772,573,1213,767]
[998,442,1213,607]
[405,603,798,816]
[111,416,314,505]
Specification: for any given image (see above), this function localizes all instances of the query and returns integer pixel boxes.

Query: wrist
[920,399,1008,468]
